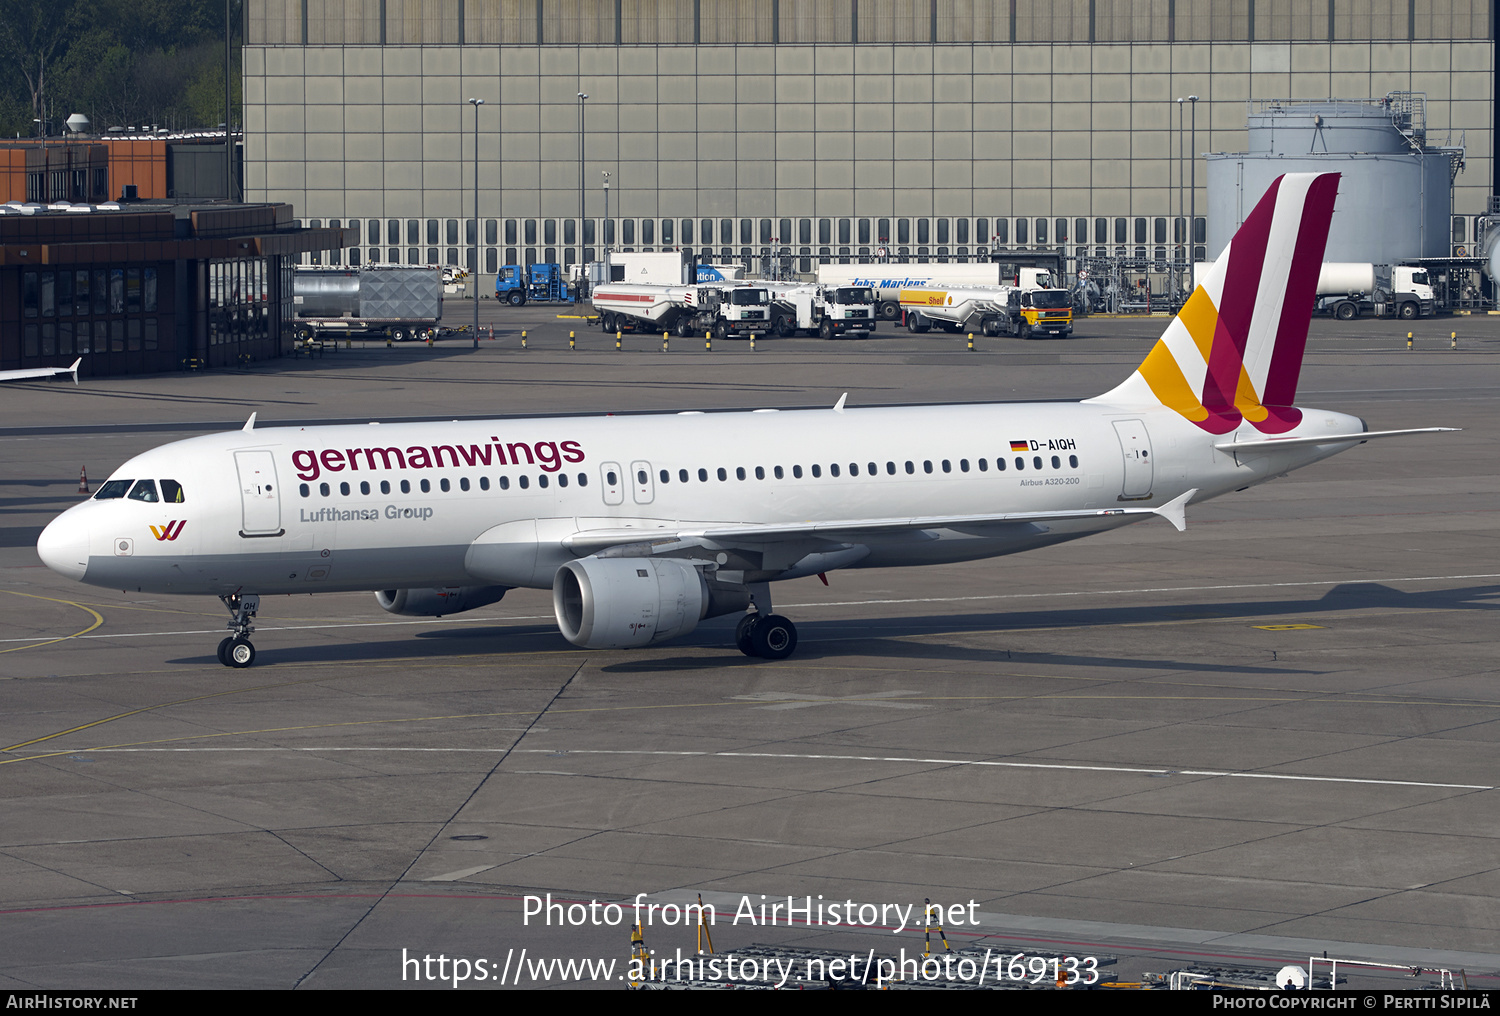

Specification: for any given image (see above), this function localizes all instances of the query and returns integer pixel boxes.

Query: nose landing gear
[217,593,261,668]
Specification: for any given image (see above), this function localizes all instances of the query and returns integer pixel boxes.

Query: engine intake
[554,556,749,649]
[375,586,509,617]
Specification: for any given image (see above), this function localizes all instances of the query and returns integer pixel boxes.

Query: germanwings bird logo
[150,521,186,541]
[1100,173,1339,435]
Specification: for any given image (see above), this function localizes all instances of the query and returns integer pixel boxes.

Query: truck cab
[1014,287,1074,338]
[717,285,772,338]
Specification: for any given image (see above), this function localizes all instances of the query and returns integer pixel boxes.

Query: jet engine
[553,556,748,649]
[375,586,510,617]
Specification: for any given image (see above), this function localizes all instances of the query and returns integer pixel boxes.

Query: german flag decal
[1009,440,1029,452]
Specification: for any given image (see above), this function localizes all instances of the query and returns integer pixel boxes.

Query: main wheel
[713,322,728,341]
[390,327,407,342]
[217,636,235,667]
[226,637,256,669]
[507,290,525,306]
[735,614,760,657]
[1020,321,1033,340]
[1335,301,1357,321]
[750,614,798,660]
[1398,301,1418,320]
[819,320,835,340]
[879,301,900,321]
[774,316,794,338]
[675,318,697,338]
[601,312,617,332]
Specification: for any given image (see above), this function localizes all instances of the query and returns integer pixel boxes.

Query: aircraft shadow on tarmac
[164,580,1498,671]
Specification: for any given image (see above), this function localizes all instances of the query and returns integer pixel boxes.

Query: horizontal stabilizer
[1214,427,1459,452]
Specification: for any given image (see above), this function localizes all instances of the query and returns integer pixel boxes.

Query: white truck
[292,265,443,341]
[1314,263,1435,320]
[765,283,878,338]
[591,282,772,339]
[816,262,1056,321]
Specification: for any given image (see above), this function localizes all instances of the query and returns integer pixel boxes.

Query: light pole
[577,92,587,263]
[468,97,483,347]
[602,170,611,261]
[1175,96,1184,304]
[1188,94,1199,270]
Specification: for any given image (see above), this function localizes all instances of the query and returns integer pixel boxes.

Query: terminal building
[242,0,1494,291]
[0,202,342,377]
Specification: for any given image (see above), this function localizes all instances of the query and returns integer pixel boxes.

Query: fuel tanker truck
[898,285,1073,338]
[591,283,773,339]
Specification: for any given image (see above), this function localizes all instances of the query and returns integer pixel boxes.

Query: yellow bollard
[615,329,622,351]
[1407,331,1413,350]
[569,330,576,351]
[662,331,668,353]
[1451,330,1458,350]
[749,333,756,351]
[705,331,712,352]
[521,329,527,349]
[967,331,974,352]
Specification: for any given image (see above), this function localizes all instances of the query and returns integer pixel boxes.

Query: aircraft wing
[562,489,1197,554]
[0,358,80,384]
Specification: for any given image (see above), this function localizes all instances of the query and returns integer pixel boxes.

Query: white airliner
[1,358,80,384]
[37,173,1451,667]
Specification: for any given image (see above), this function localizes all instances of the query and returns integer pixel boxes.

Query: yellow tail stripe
[1137,344,1209,422]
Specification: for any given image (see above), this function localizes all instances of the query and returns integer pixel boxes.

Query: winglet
[243,412,257,432]
[1152,488,1197,533]
[67,357,81,384]
[833,392,847,414]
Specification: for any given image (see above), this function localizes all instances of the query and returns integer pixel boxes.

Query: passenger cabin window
[127,479,159,502]
[94,479,135,499]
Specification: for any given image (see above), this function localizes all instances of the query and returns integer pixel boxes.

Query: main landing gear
[734,585,799,660]
[217,592,260,668]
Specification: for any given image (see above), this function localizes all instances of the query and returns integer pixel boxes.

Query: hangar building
[241,0,1494,290]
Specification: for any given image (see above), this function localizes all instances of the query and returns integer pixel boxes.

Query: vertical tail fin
[1089,172,1339,435]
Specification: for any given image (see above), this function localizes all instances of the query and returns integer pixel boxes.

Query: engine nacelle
[375,586,509,617]
[552,557,713,649]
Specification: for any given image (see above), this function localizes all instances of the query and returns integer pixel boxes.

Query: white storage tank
[1205,96,1458,263]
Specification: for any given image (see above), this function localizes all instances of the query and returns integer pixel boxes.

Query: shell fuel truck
[898,284,1074,338]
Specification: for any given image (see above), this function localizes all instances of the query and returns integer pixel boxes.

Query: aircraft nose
[37,515,89,582]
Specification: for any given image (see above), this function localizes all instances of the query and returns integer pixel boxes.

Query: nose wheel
[217,636,256,668]
[217,593,261,668]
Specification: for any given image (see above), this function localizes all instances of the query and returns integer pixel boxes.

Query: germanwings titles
[37,173,1453,667]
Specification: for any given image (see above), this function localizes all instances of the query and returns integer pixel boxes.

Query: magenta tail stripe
[1262,174,1339,412]
[1203,176,1280,413]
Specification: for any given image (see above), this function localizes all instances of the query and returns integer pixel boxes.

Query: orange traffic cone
[78,466,89,496]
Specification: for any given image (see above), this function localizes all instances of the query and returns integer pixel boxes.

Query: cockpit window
[127,479,159,503]
[94,479,134,500]
[160,479,185,503]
